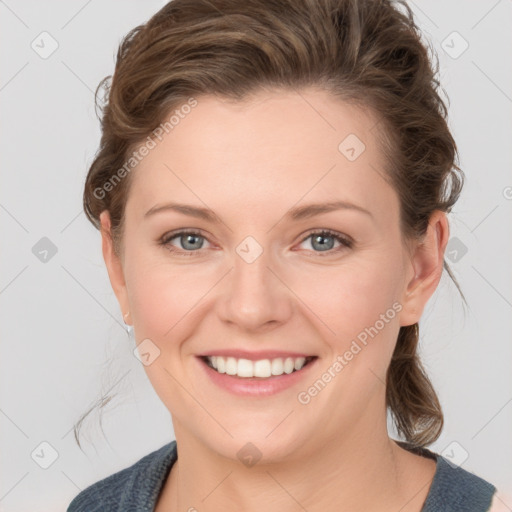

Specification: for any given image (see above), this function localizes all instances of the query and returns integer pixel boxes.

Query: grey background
[1,1,511,510]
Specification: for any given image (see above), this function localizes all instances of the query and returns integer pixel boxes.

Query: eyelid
[160,228,214,254]
[160,228,210,244]
[298,228,353,246]
[295,228,353,256]
[160,228,353,256]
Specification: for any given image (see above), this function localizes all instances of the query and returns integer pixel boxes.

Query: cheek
[124,249,220,344]
[128,269,199,337]
[290,258,402,342]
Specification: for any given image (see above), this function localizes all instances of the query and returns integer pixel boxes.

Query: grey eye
[309,233,336,251]
[177,233,205,250]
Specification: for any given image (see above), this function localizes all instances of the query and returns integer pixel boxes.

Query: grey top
[67,440,497,511]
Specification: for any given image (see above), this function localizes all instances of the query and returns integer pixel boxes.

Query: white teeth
[216,356,225,373]
[283,357,294,374]
[294,357,306,370]
[225,357,237,375]
[271,358,284,375]
[254,359,272,378]
[205,355,311,378]
[237,359,254,378]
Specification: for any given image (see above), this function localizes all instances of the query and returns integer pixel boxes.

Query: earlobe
[99,211,131,324]
[399,211,450,327]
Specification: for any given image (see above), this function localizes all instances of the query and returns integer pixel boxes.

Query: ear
[99,211,132,325]
[399,210,450,327]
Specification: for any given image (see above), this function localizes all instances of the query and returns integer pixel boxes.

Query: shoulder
[397,441,497,512]
[422,455,497,511]
[67,441,177,512]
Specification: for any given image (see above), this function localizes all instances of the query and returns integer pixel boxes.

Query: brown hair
[78,0,464,448]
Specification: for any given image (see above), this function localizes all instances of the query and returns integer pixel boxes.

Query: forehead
[127,88,397,223]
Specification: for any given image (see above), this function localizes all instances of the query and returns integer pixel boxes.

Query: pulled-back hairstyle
[79,0,464,447]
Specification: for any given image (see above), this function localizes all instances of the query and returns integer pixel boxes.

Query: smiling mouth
[200,355,317,379]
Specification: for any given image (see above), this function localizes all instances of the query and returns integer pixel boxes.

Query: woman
[68,0,501,510]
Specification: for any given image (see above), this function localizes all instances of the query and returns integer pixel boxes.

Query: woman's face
[101,88,443,462]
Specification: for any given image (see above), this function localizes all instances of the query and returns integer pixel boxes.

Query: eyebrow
[144,200,373,222]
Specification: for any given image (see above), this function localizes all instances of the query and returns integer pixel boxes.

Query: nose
[216,245,294,332]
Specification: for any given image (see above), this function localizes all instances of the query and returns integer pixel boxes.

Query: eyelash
[159,229,353,257]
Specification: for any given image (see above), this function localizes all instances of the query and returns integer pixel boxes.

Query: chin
[200,422,311,466]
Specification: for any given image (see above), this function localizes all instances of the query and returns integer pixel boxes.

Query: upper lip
[197,350,316,361]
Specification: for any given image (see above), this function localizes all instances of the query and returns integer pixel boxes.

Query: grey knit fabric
[67,440,496,511]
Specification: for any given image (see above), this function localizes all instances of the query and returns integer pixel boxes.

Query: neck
[162,400,433,512]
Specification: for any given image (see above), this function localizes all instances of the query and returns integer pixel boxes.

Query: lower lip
[196,356,319,397]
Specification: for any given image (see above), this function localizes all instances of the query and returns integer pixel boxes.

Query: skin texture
[100,88,448,511]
